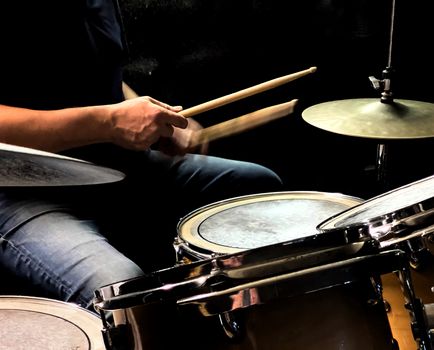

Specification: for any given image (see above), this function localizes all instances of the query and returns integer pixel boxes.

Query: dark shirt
[0,0,125,110]
[0,0,132,167]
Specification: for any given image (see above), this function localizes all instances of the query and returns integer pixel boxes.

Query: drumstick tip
[308,67,317,73]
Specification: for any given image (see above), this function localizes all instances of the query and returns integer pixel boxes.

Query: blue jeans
[0,150,283,310]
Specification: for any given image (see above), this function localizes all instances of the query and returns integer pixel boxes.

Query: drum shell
[95,248,403,350]
[100,282,393,350]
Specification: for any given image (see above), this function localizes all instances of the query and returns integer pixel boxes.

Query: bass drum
[0,295,105,350]
[174,191,364,262]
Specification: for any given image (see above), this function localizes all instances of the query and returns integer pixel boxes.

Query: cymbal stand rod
[376,143,389,191]
[372,0,397,191]
[386,0,396,69]
[382,0,396,101]
[369,0,397,104]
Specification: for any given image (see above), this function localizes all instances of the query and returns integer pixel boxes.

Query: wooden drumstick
[189,99,298,147]
[122,81,139,99]
[181,67,316,118]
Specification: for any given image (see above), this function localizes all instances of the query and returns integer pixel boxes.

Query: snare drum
[0,296,105,350]
[175,191,364,262]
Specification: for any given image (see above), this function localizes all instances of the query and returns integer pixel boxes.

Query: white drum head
[177,191,363,256]
[0,296,105,350]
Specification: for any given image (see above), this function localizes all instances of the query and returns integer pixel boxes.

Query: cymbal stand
[368,0,397,192]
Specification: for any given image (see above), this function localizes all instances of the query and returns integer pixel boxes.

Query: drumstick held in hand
[189,99,298,147]
[181,67,315,118]
[122,81,139,99]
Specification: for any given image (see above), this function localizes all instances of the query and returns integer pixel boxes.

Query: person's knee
[236,162,283,192]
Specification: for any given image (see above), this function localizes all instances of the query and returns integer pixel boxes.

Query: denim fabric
[0,210,144,309]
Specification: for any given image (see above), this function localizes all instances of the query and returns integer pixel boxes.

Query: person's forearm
[0,104,111,153]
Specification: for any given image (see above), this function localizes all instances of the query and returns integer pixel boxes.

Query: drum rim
[318,174,434,246]
[176,248,404,316]
[176,191,364,256]
[94,243,401,314]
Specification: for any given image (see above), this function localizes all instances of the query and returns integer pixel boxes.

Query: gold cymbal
[0,142,125,187]
[302,98,434,139]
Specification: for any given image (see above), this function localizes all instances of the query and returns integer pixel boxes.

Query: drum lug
[405,299,434,350]
[391,338,400,350]
[427,329,434,350]
[384,299,391,312]
[101,324,134,350]
[402,237,432,270]
[422,230,434,257]
[218,312,243,341]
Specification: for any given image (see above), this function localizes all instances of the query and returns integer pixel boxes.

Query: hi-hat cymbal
[302,98,434,139]
[0,143,125,187]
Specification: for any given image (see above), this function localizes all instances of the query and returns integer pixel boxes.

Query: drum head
[177,191,363,256]
[0,296,105,350]
[318,174,434,247]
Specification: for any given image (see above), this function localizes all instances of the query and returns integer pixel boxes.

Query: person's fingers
[159,123,175,138]
[145,96,183,112]
[141,97,187,129]
[159,112,188,129]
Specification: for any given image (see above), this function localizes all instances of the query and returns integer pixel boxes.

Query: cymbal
[302,98,434,139]
[0,143,125,187]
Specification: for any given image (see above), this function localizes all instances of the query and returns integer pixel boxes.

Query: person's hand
[157,118,209,156]
[106,96,188,151]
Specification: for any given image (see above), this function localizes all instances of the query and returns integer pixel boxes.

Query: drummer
[0,1,283,311]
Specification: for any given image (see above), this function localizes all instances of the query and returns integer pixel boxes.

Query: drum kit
[0,101,433,350]
[2,4,434,346]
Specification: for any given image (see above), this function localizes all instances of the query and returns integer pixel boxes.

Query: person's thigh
[144,150,284,213]
[0,210,144,310]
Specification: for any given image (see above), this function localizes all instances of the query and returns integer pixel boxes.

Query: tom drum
[174,191,364,262]
[318,174,434,349]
